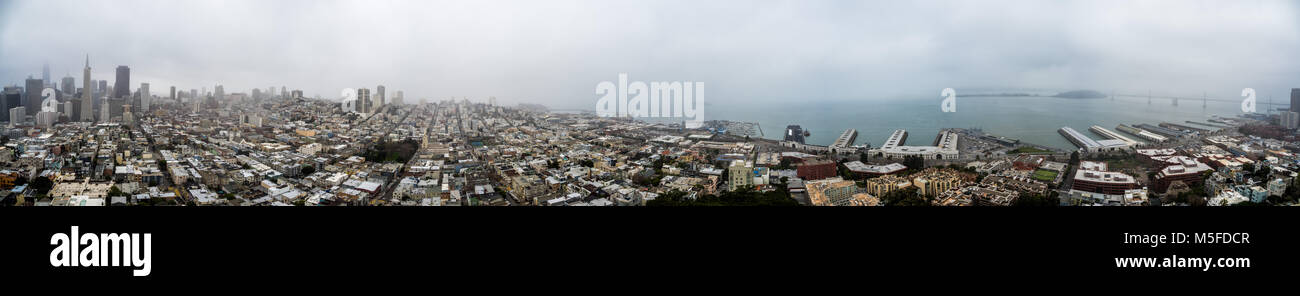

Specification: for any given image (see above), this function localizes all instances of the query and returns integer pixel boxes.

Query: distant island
[1052,90,1107,99]
[956,89,1108,99]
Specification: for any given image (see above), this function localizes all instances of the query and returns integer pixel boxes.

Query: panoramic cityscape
[1,0,1297,207]
[0,56,1297,207]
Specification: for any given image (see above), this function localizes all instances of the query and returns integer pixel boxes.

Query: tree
[1068,151,1080,165]
[301,166,316,176]
[107,186,127,197]
[1014,191,1060,206]
[880,187,928,206]
[30,176,53,193]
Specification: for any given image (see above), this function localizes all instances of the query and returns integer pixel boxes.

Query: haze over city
[1,0,1297,108]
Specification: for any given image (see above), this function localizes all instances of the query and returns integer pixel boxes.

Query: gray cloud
[1,0,1297,109]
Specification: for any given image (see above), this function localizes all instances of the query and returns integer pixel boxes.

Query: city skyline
[2,0,1298,109]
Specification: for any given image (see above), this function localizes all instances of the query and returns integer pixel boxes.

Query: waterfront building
[1116,124,1168,143]
[870,129,959,160]
[784,125,805,144]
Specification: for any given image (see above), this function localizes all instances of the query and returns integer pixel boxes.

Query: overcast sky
[1,0,1297,109]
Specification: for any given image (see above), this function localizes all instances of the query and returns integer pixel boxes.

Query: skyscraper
[376,85,386,108]
[61,75,75,95]
[25,77,42,115]
[170,86,176,102]
[1292,88,1300,113]
[81,55,94,122]
[1,86,21,122]
[394,91,404,105]
[140,83,151,112]
[357,88,372,114]
[42,62,51,88]
[113,66,130,98]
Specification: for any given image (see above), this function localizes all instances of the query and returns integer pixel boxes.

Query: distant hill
[1052,90,1107,99]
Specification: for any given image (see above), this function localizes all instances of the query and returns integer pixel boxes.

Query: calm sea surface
[705,96,1257,150]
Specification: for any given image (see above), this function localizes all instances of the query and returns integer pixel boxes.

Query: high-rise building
[122,104,134,126]
[1,86,21,122]
[376,85,386,108]
[140,83,151,112]
[9,106,25,126]
[100,101,111,123]
[42,62,51,88]
[1283,111,1300,130]
[394,91,404,105]
[36,111,58,128]
[170,86,176,102]
[291,90,303,100]
[25,77,42,115]
[357,88,372,114]
[108,97,124,119]
[113,66,130,98]
[61,76,75,95]
[1292,88,1300,113]
[81,55,95,122]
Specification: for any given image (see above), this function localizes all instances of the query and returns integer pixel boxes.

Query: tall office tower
[252,88,262,101]
[36,111,58,128]
[25,77,42,115]
[81,55,95,122]
[170,86,176,102]
[100,101,111,123]
[190,89,197,101]
[1,86,21,122]
[61,76,75,95]
[192,94,201,113]
[1292,89,1300,113]
[281,86,287,98]
[108,97,124,119]
[113,66,130,98]
[42,62,51,87]
[394,91,404,105]
[97,80,107,96]
[140,83,151,112]
[214,85,224,98]
[291,90,303,100]
[357,88,372,113]
[122,104,134,125]
[1283,111,1300,130]
[376,85,386,107]
[9,106,25,126]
